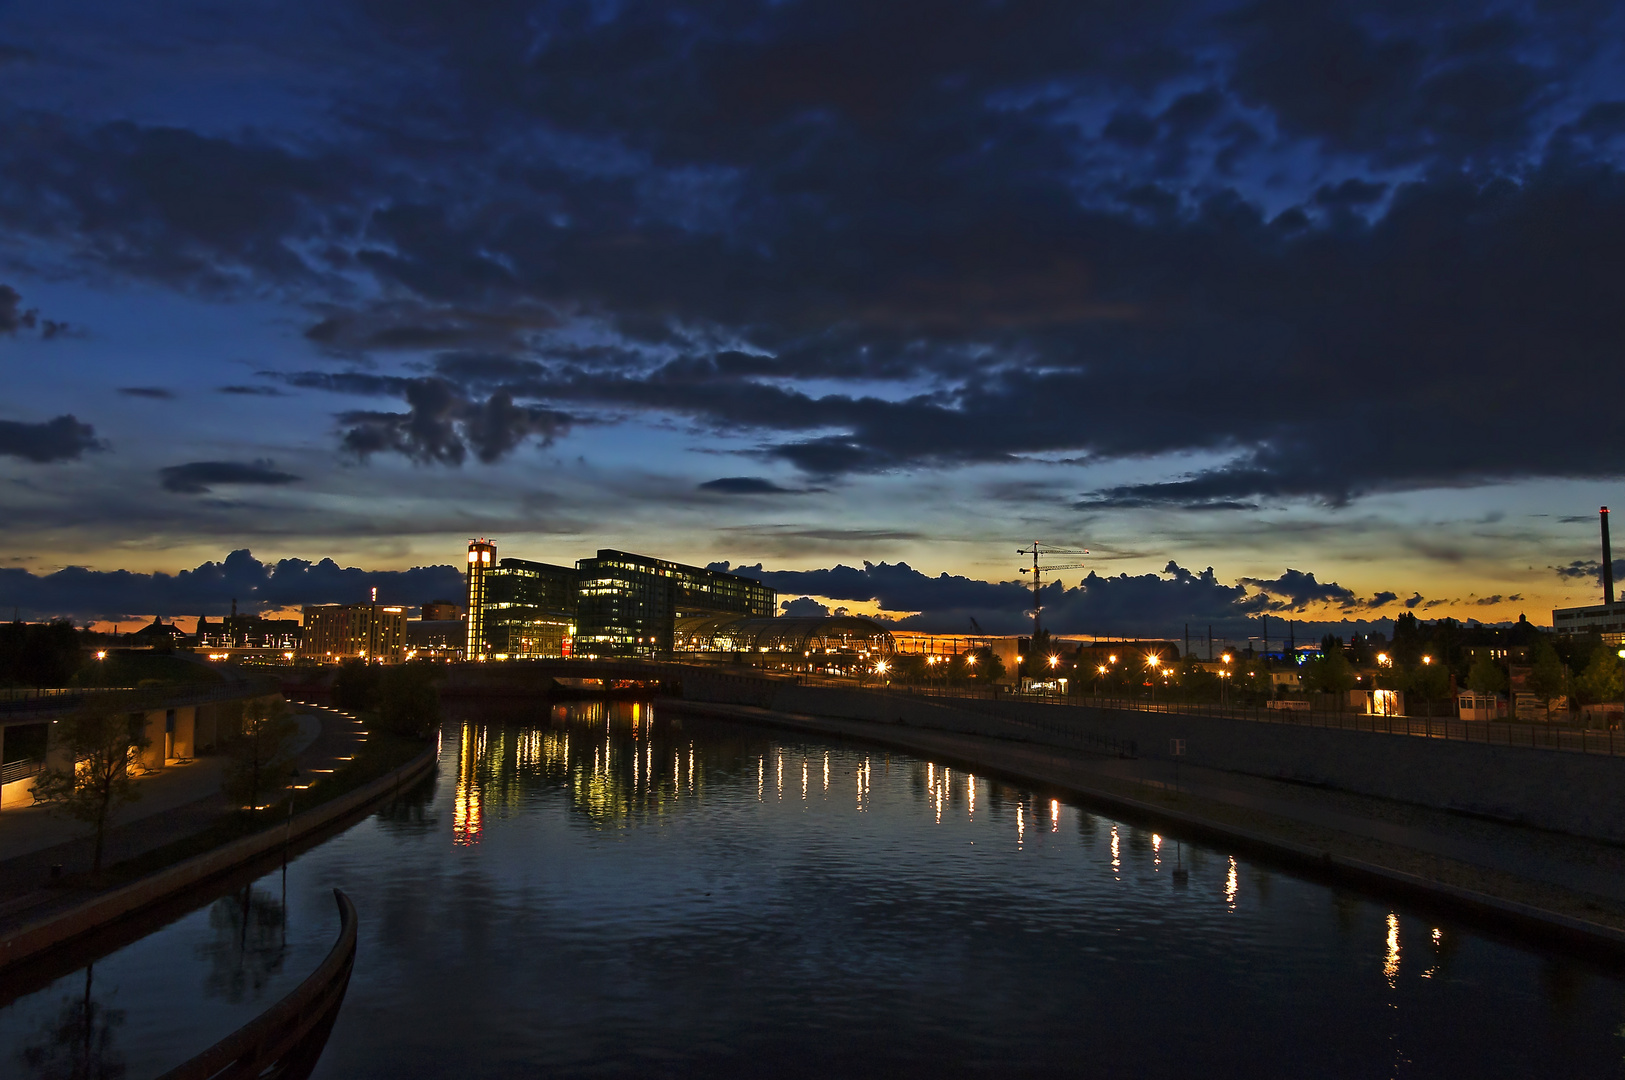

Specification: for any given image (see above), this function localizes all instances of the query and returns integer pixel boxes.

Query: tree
[0,619,84,688]
[1465,652,1507,695]
[376,664,442,739]
[1527,641,1568,716]
[31,695,151,874]
[1302,650,1356,696]
[1405,660,1451,713]
[223,698,299,816]
[1575,646,1624,709]
[332,659,381,712]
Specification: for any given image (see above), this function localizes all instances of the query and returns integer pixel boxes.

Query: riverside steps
[434,659,1625,947]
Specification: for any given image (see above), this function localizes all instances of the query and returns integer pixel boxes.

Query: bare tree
[31,694,151,875]
[223,697,299,817]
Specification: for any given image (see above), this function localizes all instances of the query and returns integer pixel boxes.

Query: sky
[3,0,1625,636]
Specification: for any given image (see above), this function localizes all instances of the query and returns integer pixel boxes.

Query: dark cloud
[1553,558,1625,589]
[0,548,463,622]
[0,414,106,462]
[699,477,808,495]
[2,1,1622,504]
[118,386,175,399]
[158,459,303,494]
[217,385,287,396]
[780,596,831,617]
[1240,569,1357,611]
[0,284,34,333]
[333,378,572,466]
[1369,591,1398,606]
[722,557,1410,635]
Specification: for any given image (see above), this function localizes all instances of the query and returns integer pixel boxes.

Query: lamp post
[1146,653,1161,705]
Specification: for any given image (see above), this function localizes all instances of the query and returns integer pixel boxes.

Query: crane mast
[1016,541,1088,648]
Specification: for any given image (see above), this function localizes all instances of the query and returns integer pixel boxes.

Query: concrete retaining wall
[677,670,1625,843]
[0,747,438,971]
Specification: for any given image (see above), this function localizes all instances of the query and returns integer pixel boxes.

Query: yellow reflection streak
[1225,856,1238,907]
[759,756,765,801]
[823,751,830,792]
[452,722,483,847]
[966,774,975,819]
[1385,913,1401,986]
[777,752,783,799]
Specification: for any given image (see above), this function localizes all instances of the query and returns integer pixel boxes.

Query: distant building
[404,620,464,661]
[301,603,406,663]
[484,557,578,658]
[465,539,497,658]
[421,600,464,622]
[1551,603,1625,644]
[574,550,775,656]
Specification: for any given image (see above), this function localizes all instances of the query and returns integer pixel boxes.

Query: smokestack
[1604,507,1615,605]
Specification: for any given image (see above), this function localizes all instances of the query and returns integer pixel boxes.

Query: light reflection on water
[3,699,1625,1079]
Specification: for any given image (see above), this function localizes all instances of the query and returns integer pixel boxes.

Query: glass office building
[483,557,579,658]
[574,550,776,656]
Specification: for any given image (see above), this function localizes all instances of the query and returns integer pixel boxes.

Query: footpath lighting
[1421,655,1433,665]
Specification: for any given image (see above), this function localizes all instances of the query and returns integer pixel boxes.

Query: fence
[0,677,280,719]
[769,672,1625,758]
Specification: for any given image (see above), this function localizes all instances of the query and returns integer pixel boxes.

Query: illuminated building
[465,539,497,658]
[300,603,406,662]
[575,550,774,656]
[485,558,578,658]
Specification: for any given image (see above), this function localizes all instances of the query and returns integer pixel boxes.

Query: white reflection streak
[802,758,808,800]
[674,750,680,795]
[1226,856,1238,908]
[967,774,975,819]
[1385,913,1401,986]
[1422,927,1440,979]
[1017,804,1025,845]
[1110,825,1120,874]
[1051,798,1059,833]
[759,756,764,801]
[777,752,783,799]
[823,751,829,792]
[1153,834,1161,867]
[688,746,695,792]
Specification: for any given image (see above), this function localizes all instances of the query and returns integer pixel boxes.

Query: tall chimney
[1603,507,1615,605]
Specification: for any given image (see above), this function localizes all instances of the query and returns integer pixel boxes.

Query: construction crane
[1017,542,1088,645]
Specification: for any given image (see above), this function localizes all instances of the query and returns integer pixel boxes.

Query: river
[3,700,1623,1078]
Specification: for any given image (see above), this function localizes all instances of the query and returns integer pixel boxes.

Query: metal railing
[0,676,279,719]
[157,889,357,1080]
[0,757,43,785]
[761,673,1625,758]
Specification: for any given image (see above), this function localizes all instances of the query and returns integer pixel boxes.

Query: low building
[1551,602,1625,644]
[674,614,893,668]
[575,550,774,656]
[484,557,578,659]
[301,603,406,663]
[421,600,464,622]
[1457,690,1507,721]
[405,619,465,661]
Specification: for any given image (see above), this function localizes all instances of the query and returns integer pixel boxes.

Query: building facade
[301,603,406,662]
[465,539,497,658]
[484,558,579,658]
[574,550,774,656]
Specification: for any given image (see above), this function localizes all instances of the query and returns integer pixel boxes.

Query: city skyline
[5,1,1625,629]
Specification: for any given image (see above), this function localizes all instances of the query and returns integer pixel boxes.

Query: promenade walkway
[0,702,368,927]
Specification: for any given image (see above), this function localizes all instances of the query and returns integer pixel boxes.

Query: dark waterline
[4,700,1624,1078]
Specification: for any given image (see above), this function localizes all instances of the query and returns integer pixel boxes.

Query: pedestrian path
[0,703,368,920]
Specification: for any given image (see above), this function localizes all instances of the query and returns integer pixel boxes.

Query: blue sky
[4,0,1625,633]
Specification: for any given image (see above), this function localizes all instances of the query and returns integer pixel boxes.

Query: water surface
[4,700,1623,1078]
